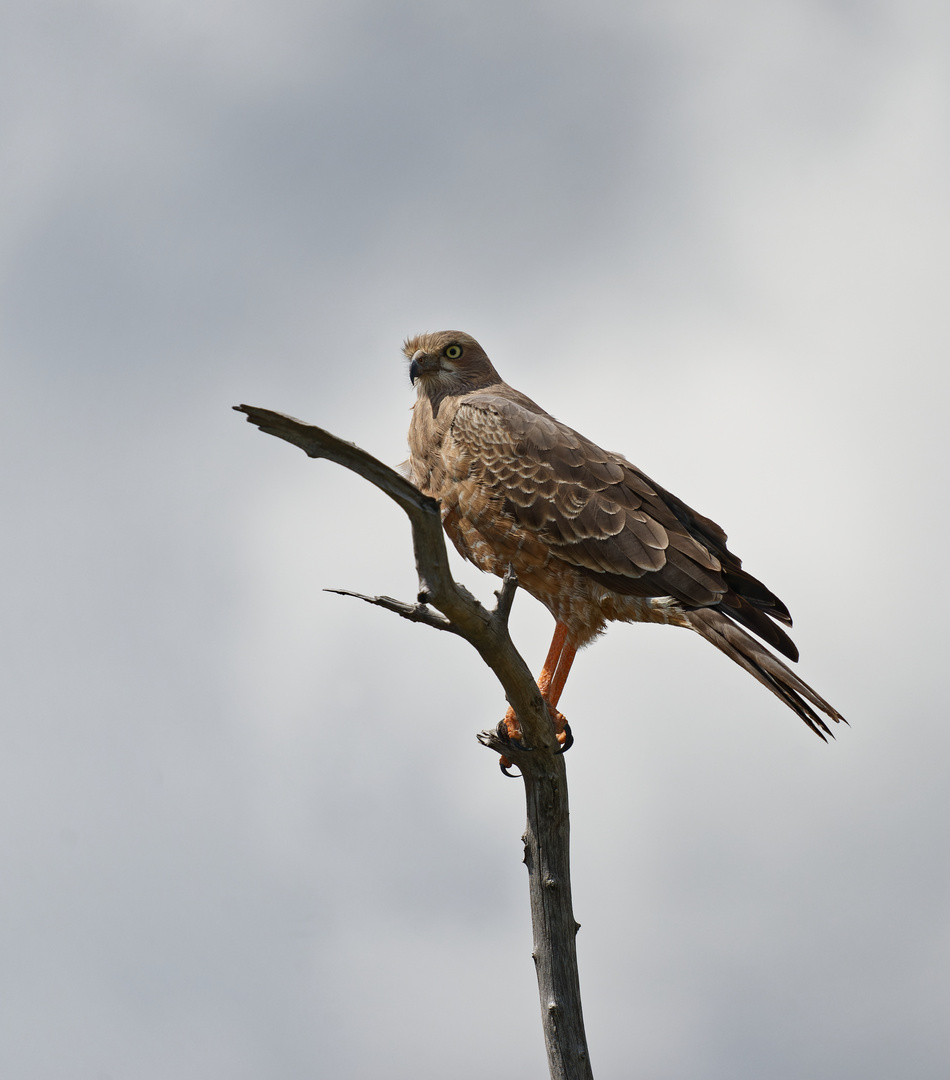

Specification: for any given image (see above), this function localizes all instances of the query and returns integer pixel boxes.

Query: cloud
[2,1,948,1076]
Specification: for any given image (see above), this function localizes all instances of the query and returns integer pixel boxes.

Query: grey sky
[3,2,949,1077]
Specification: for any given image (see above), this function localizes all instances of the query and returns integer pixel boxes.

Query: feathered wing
[449,392,717,587]
[449,392,795,648]
[445,390,844,737]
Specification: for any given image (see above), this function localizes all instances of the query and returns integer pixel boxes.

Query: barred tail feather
[685,609,845,740]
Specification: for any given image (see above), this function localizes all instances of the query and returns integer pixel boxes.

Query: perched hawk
[405,330,843,749]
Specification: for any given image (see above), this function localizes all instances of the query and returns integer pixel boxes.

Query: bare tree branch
[234,404,594,1080]
[324,589,463,635]
[493,566,520,626]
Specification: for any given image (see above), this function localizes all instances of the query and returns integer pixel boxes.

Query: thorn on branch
[325,589,463,635]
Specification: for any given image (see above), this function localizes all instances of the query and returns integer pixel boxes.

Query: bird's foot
[545,703,572,753]
[495,715,524,776]
[501,706,530,749]
[497,709,532,776]
[497,704,573,773]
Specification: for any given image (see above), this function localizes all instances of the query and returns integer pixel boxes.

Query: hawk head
[403,331,501,397]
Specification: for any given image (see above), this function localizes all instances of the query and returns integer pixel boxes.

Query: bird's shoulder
[454,385,566,448]
[452,386,658,498]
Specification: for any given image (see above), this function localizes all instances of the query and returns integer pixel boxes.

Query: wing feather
[448,393,792,637]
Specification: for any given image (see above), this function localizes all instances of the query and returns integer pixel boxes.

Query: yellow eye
[444,344,462,360]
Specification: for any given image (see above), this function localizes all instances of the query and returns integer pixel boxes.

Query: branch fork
[235,404,594,1080]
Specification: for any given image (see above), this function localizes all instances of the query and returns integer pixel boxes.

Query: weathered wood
[323,588,464,636]
[478,728,593,1080]
[234,404,594,1080]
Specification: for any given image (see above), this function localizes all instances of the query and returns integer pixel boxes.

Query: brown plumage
[405,330,844,744]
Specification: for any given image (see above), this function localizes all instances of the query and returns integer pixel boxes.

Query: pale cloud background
[3,2,948,1077]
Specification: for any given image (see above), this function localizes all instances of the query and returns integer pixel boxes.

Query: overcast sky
[3,2,949,1077]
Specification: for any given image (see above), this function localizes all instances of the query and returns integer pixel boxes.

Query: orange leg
[547,640,578,710]
[501,622,575,765]
[537,621,569,700]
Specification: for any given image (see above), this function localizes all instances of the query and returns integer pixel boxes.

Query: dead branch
[323,589,464,635]
[234,404,594,1080]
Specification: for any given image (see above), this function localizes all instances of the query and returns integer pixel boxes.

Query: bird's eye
[444,344,462,360]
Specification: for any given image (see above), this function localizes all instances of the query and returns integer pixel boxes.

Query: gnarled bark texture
[235,405,594,1080]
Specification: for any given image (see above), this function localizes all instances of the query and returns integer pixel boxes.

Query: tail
[685,608,845,740]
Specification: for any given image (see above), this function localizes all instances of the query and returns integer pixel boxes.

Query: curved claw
[499,759,521,778]
[495,719,533,753]
[555,721,574,754]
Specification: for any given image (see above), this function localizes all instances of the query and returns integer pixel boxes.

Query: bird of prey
[404,330,843,753]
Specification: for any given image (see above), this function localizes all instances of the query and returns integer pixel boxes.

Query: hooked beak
[409,349,431,385]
